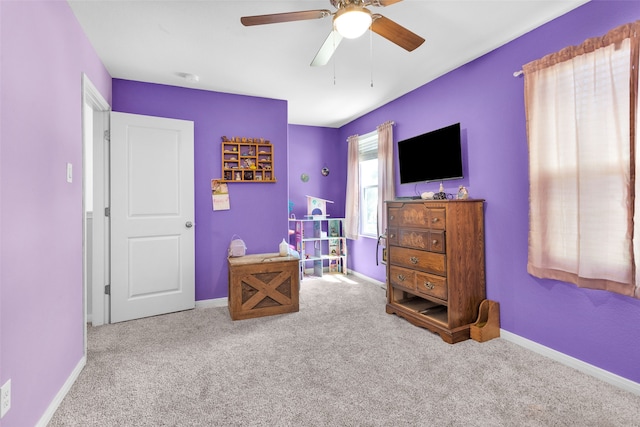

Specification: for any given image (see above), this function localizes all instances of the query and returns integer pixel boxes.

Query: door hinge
[104,129,110,142]
[104,284,111,295]
[104,207,110,217]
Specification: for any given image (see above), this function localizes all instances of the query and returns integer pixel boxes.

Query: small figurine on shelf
[247,147,254,156]
[457,186,469,200]
[244,159,254,168]
[235,172,241,181]
[434,182,447,200]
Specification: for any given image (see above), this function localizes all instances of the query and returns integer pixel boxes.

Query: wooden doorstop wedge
[470,299,500,343]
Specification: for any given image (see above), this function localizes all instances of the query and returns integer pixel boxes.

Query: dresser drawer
[428,208,446,230]
[415,271,448,301]
[429,230,445,253]
[397,204,428,228]
[390,247,446,276]
[389,265,416,291]
[387,227,398,246]
[398,228,430,250]
[397,228,446,253]
[389,204,446,230]
[388,208,401,226]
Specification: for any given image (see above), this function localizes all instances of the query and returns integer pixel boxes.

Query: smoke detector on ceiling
[177,72,200,83]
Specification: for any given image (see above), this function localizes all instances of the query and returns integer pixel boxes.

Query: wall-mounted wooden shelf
[221,136,275,183]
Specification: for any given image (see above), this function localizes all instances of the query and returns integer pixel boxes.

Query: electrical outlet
[0,379,11,418]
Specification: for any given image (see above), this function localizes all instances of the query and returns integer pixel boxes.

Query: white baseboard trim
[195,297,228,309]
[36,355,86,427]
[349,270,386,288]
[500,329,640,396]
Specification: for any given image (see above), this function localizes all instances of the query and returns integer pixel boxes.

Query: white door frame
[82,73,110,334]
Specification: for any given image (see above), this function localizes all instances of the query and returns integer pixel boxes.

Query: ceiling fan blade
[311,30,343,67]
[241,9,331,26]
[368,0,404,6]
[370,15,425,52]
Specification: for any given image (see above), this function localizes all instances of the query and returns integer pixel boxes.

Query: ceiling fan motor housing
[333,5,373,39]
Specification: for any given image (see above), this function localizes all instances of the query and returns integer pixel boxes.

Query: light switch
[66,163,73,183]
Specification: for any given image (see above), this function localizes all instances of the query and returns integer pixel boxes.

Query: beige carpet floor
[49,274,640,426]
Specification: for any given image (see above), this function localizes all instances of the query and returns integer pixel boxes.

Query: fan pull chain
[370,28,374,88]
[333,29,338,86]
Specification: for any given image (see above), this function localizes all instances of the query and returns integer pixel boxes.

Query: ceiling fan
[240,0,425,67]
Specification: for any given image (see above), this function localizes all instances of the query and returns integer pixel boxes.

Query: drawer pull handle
[390,215,394,220]
[390,234,395,239]
[409,256,419,264]
[432,240,438,245]
[397,274,406,281]
[424,281,435,290]
[432,218,439,223]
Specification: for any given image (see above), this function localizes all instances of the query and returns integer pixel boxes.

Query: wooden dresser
[228,253,299,320]
[385,199,485,343]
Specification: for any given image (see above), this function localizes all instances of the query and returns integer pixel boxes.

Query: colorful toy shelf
[289,217,347,279]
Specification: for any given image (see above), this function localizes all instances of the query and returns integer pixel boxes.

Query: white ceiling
[67,0,588,128]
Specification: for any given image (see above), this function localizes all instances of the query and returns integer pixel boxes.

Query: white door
[110,112,195,323]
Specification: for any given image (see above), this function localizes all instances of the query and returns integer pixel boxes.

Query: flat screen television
[397,123,463,184]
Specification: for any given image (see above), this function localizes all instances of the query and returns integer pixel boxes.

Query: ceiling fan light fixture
[334,5,372,39]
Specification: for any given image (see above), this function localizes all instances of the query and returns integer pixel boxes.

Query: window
[345,122,394,241]
[359,131,378,237]
[524,22,639,298]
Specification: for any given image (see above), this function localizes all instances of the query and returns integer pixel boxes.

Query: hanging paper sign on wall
[212,179,230,211]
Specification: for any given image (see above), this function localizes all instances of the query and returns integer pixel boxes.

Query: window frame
[358,131,379,239]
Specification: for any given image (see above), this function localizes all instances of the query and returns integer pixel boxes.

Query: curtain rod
[513,70,523,77]
[345,121,395,142]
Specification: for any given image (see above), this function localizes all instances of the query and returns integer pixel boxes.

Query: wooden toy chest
[228,253,300,320]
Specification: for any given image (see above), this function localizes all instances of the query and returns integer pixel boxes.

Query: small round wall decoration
[321,167,330,176]
[300,173,309,182]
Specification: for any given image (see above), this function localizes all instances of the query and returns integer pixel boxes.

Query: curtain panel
[524,21,640,298]
[345,134,360,240]
[377,121,395,237]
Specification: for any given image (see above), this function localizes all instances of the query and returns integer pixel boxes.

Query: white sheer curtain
[524,21,639,298]
[345,134,360,240]
[377,121,395,237]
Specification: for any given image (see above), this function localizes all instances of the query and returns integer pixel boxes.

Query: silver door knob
[185,221,193,228]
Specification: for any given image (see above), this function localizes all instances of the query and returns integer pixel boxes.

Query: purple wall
[112,80,289,301]
[340,0,640,383]
[287,125,345,219]
[0,1,111,426]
